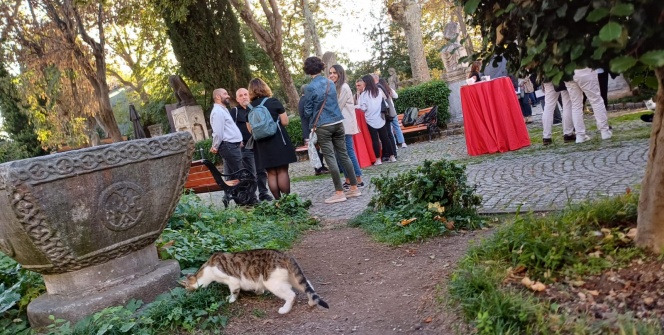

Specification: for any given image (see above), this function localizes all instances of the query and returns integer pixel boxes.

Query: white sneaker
[324,193,347,204]
[576,135,591,143]
[373,160,382,166]
[401,143,408,148]
[601,129,613,140]
[389,156,397,162]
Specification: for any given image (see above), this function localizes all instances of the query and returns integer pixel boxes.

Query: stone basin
[0,132,194,327]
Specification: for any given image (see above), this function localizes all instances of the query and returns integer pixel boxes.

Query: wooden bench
[397,106,439,141]
[184,159,257,207]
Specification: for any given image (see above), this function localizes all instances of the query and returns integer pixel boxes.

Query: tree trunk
[229,0,299,109]
[636,66,664,252]
[387,0,430,84]
[302,0,322,57]
[454,6,474,55]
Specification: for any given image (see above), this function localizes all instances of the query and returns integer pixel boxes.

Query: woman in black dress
[247,78,297,200]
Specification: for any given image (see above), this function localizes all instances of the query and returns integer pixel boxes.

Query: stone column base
[27,260,180,328]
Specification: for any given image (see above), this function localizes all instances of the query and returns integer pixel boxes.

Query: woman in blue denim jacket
[303,56,361,204]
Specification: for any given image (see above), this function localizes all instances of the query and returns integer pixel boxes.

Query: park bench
[184,157,257,207]
[398,106,439,142]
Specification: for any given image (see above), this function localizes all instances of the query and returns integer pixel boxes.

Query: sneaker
[389,156,397,162]
[601,129,613,140]
[373,160,382,166]
[324,193,347,204]
[543,138,552,146]
[259,194,274,201]
[382,157,389,162]
[401,143,408,148]
[563,134,576,143]
[357,182,365,188]
[342,182,350,190]
[576,135,591,143]
[345,188,362,198]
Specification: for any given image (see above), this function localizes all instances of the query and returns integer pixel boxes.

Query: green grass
[446,192,655,334]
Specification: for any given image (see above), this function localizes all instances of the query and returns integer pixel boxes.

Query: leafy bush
[160,193,314,270]
[193,139,219,165]
[0,138,30,164]
[393,80,451,126]
[285,116,304,147]
[351,159,483,245]
[449,192,643,334]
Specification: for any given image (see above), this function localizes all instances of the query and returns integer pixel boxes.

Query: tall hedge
[160,0,252,94]
[394,80,451,126]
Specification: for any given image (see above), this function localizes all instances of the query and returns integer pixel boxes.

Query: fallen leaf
[513,265,527,275]
[588,290,600,296]
[521,277,534,288]
[445,220,455,230]
[571,280,585,287]
[626,187,631,194]
[578,292,587,301]
[626,228,637,240]
[530,282,546,292]
[643,297,655,305]
[588,250,603,258]
[433,215,447,222]
[400,218,417,226]
[423,316,433,323]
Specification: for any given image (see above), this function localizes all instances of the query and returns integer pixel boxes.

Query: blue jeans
[391,117,405,144]
[338,135,362,178]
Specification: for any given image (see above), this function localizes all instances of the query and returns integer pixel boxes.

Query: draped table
[460,77,531,156]
[352,109,376,168]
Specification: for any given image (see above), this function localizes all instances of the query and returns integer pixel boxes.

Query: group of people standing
[209,56,405,205]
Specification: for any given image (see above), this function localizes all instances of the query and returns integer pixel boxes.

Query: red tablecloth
[460,77,531,156]
[353,109,376,168]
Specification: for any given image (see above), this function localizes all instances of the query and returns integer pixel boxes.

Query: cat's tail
[288,258,329,309]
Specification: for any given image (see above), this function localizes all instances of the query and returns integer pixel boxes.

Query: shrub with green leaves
[193,138,219,165]
[448,192,645,334]
[393,80,451,126]
[351,159,483,245]
[160,193,315,270]
[284,116,304,147]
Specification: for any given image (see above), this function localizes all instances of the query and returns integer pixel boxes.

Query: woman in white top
[356,75,396,164]
[378,78,406,148]
[329,65,364,187]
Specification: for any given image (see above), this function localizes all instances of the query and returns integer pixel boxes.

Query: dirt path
[221,222,487,335]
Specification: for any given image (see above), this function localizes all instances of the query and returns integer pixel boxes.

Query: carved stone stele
[0,132,195,327]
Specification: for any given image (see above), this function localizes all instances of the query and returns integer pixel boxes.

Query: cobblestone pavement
[202,110,651,219]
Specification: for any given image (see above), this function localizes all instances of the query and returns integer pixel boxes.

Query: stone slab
[446,80,466,124]
[27,260,180,328]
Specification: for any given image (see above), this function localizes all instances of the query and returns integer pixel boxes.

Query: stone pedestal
[147,124,164,137]
[171,105,209,142]
[27,247,180,327]
[608,74,632,100]
[445,78,467,124]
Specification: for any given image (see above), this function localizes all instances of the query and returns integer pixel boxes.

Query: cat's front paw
[228,295,237,303]
[278,306,291,314]
[255,289,265,295]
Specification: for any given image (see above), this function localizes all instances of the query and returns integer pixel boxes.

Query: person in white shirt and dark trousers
[209,88,245,180]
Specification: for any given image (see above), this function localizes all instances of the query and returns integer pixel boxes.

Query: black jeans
[240,146,270,197]
[219,141,243,179]
[368,122,395,159]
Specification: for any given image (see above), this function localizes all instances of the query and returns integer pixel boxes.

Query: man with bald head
[209,88,245,185]
[230,88,273,201]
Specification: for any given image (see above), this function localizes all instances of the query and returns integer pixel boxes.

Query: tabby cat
[180,249,329,314]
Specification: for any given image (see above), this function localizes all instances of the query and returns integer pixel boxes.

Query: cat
[180,249,329,314]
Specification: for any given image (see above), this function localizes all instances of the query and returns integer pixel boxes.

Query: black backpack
[401,107,419,127]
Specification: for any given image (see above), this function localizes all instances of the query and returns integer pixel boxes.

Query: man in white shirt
[209,88,244,178]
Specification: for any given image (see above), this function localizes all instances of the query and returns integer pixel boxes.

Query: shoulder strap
[259,97,268,107]
[312,81,331,132]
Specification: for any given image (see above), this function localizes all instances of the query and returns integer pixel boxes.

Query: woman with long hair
[247,78,297,200]
[329,64,364,188]
[302,57,361,204]
[378,77,405,150]
[356,75,396,164]
[468,61,482,82]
